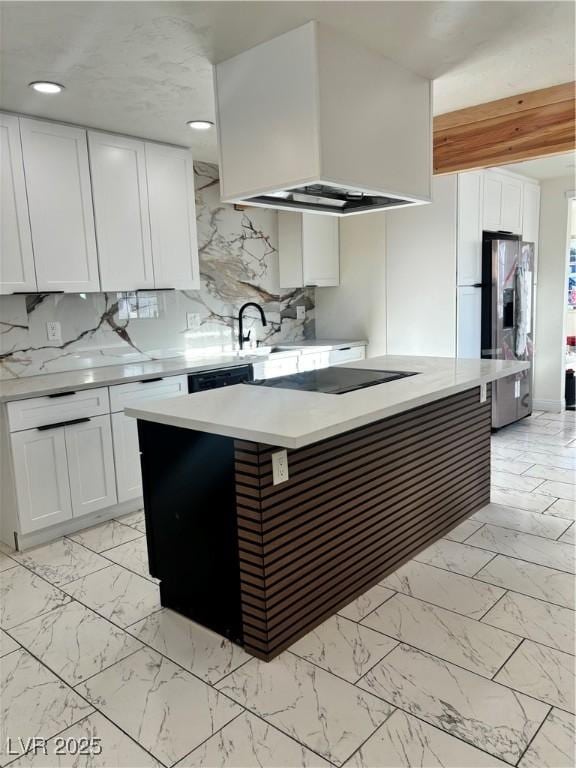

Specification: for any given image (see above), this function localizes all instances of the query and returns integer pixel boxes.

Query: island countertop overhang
[125,355,529,449]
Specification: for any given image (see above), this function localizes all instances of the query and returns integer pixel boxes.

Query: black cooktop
[249,367,418,394]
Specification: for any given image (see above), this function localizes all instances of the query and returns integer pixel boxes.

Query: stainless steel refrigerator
[481,233,535,429]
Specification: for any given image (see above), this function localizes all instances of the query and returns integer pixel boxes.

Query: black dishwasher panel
[188,364,253,393]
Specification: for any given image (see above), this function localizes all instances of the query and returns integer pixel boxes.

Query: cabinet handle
[140,377,163,384]
[37,417,91,431]
[48,391,77,398]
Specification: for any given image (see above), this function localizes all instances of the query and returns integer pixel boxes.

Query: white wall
[385,174,457,356]
[315,213,387,356]
[533,175,573,410]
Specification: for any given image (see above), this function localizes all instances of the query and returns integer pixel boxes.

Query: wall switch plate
[480,383,487,403]
[186,312,201,331]
[296,306,306,320]
[272,449,289,485]
[46,321,62,343]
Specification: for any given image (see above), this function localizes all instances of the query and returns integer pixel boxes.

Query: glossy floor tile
[68,520,143,554]
[10,601,142,685]
[216,653,394,765]
[1,426,573,768]
[76,647,241,766]
[338,584,395,621]
[413,538,495,576]
[0,565,71,629]
[471,502,571,539]
[0,649,93,763]
[128,608,251,684]
[13,539,110,587]
[178,711,331,767]
[290,614,398,682]
[380,560,505,619]
[345,709,509,768]
[474,554,575,609]
[518,708,576,768]
[101,538,158,583]
[362,593,521,677]
[495,640,575,713]
[9,712,162,767]
[466,524,576,573]
[481,590,575,654]
[60,564,160,628]
[358,643,549,763]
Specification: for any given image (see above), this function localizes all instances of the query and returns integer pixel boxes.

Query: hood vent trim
[246,183,413,215]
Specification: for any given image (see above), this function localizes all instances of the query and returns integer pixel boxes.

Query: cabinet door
[482,173,502,232]
[111,411,142,502]
[0,114,36,293]
[20,118,100,292]
[522,182,540,280]
[88,132,154,291]
[146,143,199,289]
[11,428,72,533]
[457,286,482,358]
[65,415,117,517]
[278,212,304,288]
[457,171,483,285]
[500,177,523,234]
[302,214,340,286]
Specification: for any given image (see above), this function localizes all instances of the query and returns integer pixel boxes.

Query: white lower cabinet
[10,414,116,534]
[12,427,73,534]
[65,416,117,517]
[112,412,143,502]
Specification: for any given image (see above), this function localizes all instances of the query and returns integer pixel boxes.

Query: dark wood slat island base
[138,385,491,661]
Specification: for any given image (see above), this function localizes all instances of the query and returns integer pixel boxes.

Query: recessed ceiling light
[186,120,214,130]
[29,81,64,94]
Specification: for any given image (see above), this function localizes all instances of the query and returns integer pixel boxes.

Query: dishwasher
[187,363,254,393]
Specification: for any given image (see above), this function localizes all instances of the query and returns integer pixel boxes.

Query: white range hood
[214,22,432,216]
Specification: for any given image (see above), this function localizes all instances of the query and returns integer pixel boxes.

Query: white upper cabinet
[482,170,523,235]
[0,114,36,294]
[20,118,100,292]
[522,181,541,280]
[457,171,483,286]
[279,212,340,288]
[145,143,200,289]
[88,132,154,291]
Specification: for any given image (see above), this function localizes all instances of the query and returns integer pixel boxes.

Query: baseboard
[533,399,565,413]
[13,497,143,551]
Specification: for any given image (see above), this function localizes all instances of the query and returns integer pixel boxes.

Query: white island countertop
[126,355,529,449]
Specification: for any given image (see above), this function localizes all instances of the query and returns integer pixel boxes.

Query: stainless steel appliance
[250,367,418,394]
[481,233,535,428]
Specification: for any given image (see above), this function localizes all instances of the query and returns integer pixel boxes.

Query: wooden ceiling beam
[433,82,575,174]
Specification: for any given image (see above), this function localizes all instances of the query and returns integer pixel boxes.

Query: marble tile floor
[0,412,574,768]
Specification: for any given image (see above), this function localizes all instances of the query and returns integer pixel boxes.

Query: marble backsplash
[0,162,315,379]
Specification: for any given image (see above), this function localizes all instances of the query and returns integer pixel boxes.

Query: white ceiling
[500,151,576,181]
[1,1,574,161]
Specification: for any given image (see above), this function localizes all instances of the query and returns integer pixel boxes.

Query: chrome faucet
[238,302,267,350]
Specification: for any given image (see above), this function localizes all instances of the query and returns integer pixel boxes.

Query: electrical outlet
[46,321,62,344]
[272,450,289,485]
[186,312,201,331]
[296,305,306,320]
[479,383,487,403]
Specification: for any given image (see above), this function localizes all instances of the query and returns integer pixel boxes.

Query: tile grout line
[512,704,554,768]
[490,637,525,681]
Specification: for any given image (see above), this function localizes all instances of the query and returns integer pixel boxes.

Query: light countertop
[126,355,529,449]
[0,340,366,403]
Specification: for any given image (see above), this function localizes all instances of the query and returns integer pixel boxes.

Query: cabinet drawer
[6,387,110,432]
[329,346,366,365]
[109,375,187,412]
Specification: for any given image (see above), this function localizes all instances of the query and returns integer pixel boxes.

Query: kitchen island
[127,355,528,660]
